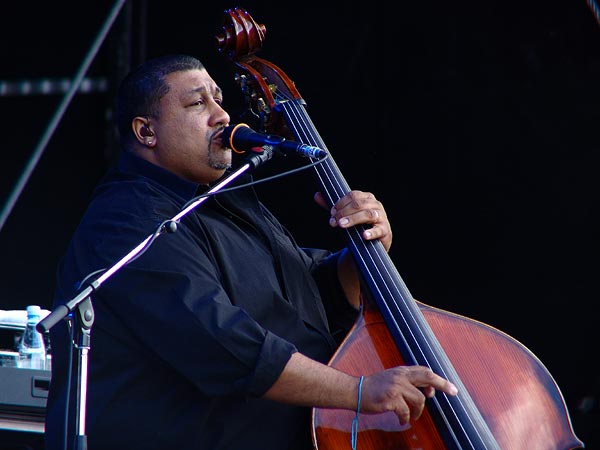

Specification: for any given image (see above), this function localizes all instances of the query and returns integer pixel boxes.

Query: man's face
[150,68,231,185]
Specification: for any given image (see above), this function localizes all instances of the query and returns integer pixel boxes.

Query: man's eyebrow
[188,86,206,95]
[189,85,222,96]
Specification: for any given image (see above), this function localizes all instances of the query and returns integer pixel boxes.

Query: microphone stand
[37,149,273,450]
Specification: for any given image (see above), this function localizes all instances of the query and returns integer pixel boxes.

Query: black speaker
[0,366,48,428]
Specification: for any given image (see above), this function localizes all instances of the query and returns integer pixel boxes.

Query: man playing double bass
[44,53,458,450]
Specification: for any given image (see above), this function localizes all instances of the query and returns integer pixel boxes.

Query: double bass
[214,8,584,450]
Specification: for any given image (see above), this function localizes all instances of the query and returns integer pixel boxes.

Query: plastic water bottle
[17,305,47,370]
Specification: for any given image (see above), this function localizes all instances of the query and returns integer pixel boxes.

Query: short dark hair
[115,54,204,146]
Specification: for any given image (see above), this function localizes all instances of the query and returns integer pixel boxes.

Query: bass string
[276,95,489,444]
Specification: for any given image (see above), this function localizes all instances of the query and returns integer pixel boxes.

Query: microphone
[222,123,327,159]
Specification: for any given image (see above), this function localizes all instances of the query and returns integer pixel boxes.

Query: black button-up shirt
[45,151,357,450]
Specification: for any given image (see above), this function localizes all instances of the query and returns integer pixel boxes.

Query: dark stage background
[1,1,598,448]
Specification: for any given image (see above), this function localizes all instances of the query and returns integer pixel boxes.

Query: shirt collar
[117,151,202,200]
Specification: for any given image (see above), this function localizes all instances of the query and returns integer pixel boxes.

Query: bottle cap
[26,305,41,316]
[25,305,42,323]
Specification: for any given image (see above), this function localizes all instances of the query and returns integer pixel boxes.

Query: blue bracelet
[351,375,364,450]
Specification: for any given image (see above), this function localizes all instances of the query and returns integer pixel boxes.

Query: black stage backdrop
[1,1,598,447]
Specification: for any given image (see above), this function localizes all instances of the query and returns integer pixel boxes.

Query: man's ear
[132,116,155,146]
